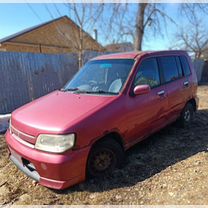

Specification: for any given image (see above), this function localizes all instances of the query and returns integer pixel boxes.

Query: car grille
[10,124,35,148]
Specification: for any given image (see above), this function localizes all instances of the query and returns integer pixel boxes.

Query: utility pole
[94,29,98,42]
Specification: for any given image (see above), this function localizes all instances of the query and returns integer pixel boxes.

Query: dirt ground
[0,85,208,205]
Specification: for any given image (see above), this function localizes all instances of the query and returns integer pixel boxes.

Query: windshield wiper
[73,89,91,94]
[61,88,117,95]
[62,88,94,94]
[80,90,117,95]
[60,88,79,92]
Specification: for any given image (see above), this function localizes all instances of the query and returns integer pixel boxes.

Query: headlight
[35,134,75,153]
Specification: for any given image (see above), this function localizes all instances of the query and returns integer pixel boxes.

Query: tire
[179,102,195,127]
[87,138,124,177]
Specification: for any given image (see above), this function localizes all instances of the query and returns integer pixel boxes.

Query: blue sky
[0,3,188,50]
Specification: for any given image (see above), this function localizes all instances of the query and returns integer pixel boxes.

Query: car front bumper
[5,130,90,190]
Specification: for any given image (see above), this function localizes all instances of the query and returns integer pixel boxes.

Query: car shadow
[57,109,208,194]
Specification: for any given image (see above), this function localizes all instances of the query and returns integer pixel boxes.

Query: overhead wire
[26,2,42,22]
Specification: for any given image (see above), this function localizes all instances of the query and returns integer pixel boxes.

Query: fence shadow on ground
[58,108,208,194]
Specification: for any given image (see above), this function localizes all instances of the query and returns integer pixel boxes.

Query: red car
[6,51,198,189]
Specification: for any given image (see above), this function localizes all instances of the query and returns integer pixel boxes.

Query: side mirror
[133,84,151,96]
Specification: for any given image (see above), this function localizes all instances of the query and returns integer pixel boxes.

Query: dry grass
[0,85,208,205]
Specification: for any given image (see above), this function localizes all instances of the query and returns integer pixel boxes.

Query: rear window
[158,56,179,83]
[180,56,191,76]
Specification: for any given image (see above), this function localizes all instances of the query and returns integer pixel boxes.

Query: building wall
[0,17,103,54]
[0,43,40,53]
[0,42,72,54]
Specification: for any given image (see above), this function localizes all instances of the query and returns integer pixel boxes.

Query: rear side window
[159,56,179,83]
[180,56,191,76]
[134,58,160,88]
[175,57,183,77]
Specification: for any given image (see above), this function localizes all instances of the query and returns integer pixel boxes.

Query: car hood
[11,91,116,136]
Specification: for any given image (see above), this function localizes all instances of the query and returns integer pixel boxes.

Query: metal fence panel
[0,52,79,114]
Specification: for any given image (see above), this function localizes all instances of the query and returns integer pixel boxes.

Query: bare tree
[44,4,175,63]
[175,22,208,59]
[134,3,148,50]
[43,3,104,68]
[99,4,175,51]
[134,4,176,50]
[173,4,208,59]
[94,4,130,45]
[65,3,104,68]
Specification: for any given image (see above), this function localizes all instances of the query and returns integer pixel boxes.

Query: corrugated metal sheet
[0,52,78,114]
[193,59,205,83]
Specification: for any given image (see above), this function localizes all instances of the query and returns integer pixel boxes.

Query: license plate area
[22,158,36,172]
[9,149,40,182]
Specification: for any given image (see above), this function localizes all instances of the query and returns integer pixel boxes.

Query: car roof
[92,50,188,61]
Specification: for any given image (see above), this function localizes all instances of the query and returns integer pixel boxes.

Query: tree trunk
[78,51,83,69]
[78,27,84,69]
[134,3,148,51]
[197,51,202,59]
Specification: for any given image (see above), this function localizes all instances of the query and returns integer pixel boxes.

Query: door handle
[184,81,189,87]
[157,90,165,96]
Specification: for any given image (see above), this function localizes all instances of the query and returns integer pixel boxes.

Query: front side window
[64,59,134,95]
[159,56,179,83]
[134,58,160,88]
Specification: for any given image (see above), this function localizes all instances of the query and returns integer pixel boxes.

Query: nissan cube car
[6,51,198,189]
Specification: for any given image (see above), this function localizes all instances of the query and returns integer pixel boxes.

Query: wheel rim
[184,109,191,122]
[91,149,114,172]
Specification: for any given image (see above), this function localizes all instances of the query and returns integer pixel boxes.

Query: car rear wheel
[179,102,195,127]
[87,139,124,177]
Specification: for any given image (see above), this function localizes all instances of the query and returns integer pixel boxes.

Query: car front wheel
[87,138,124,177]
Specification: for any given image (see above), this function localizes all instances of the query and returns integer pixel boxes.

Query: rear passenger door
[158,56,187,120]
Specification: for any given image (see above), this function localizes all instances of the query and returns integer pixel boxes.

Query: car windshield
[63,59,135,95]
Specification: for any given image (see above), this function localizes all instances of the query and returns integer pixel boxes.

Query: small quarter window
[180,56,191,76]
[134,58,160,88]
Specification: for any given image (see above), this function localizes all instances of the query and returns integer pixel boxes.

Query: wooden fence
[0,52,79,114]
